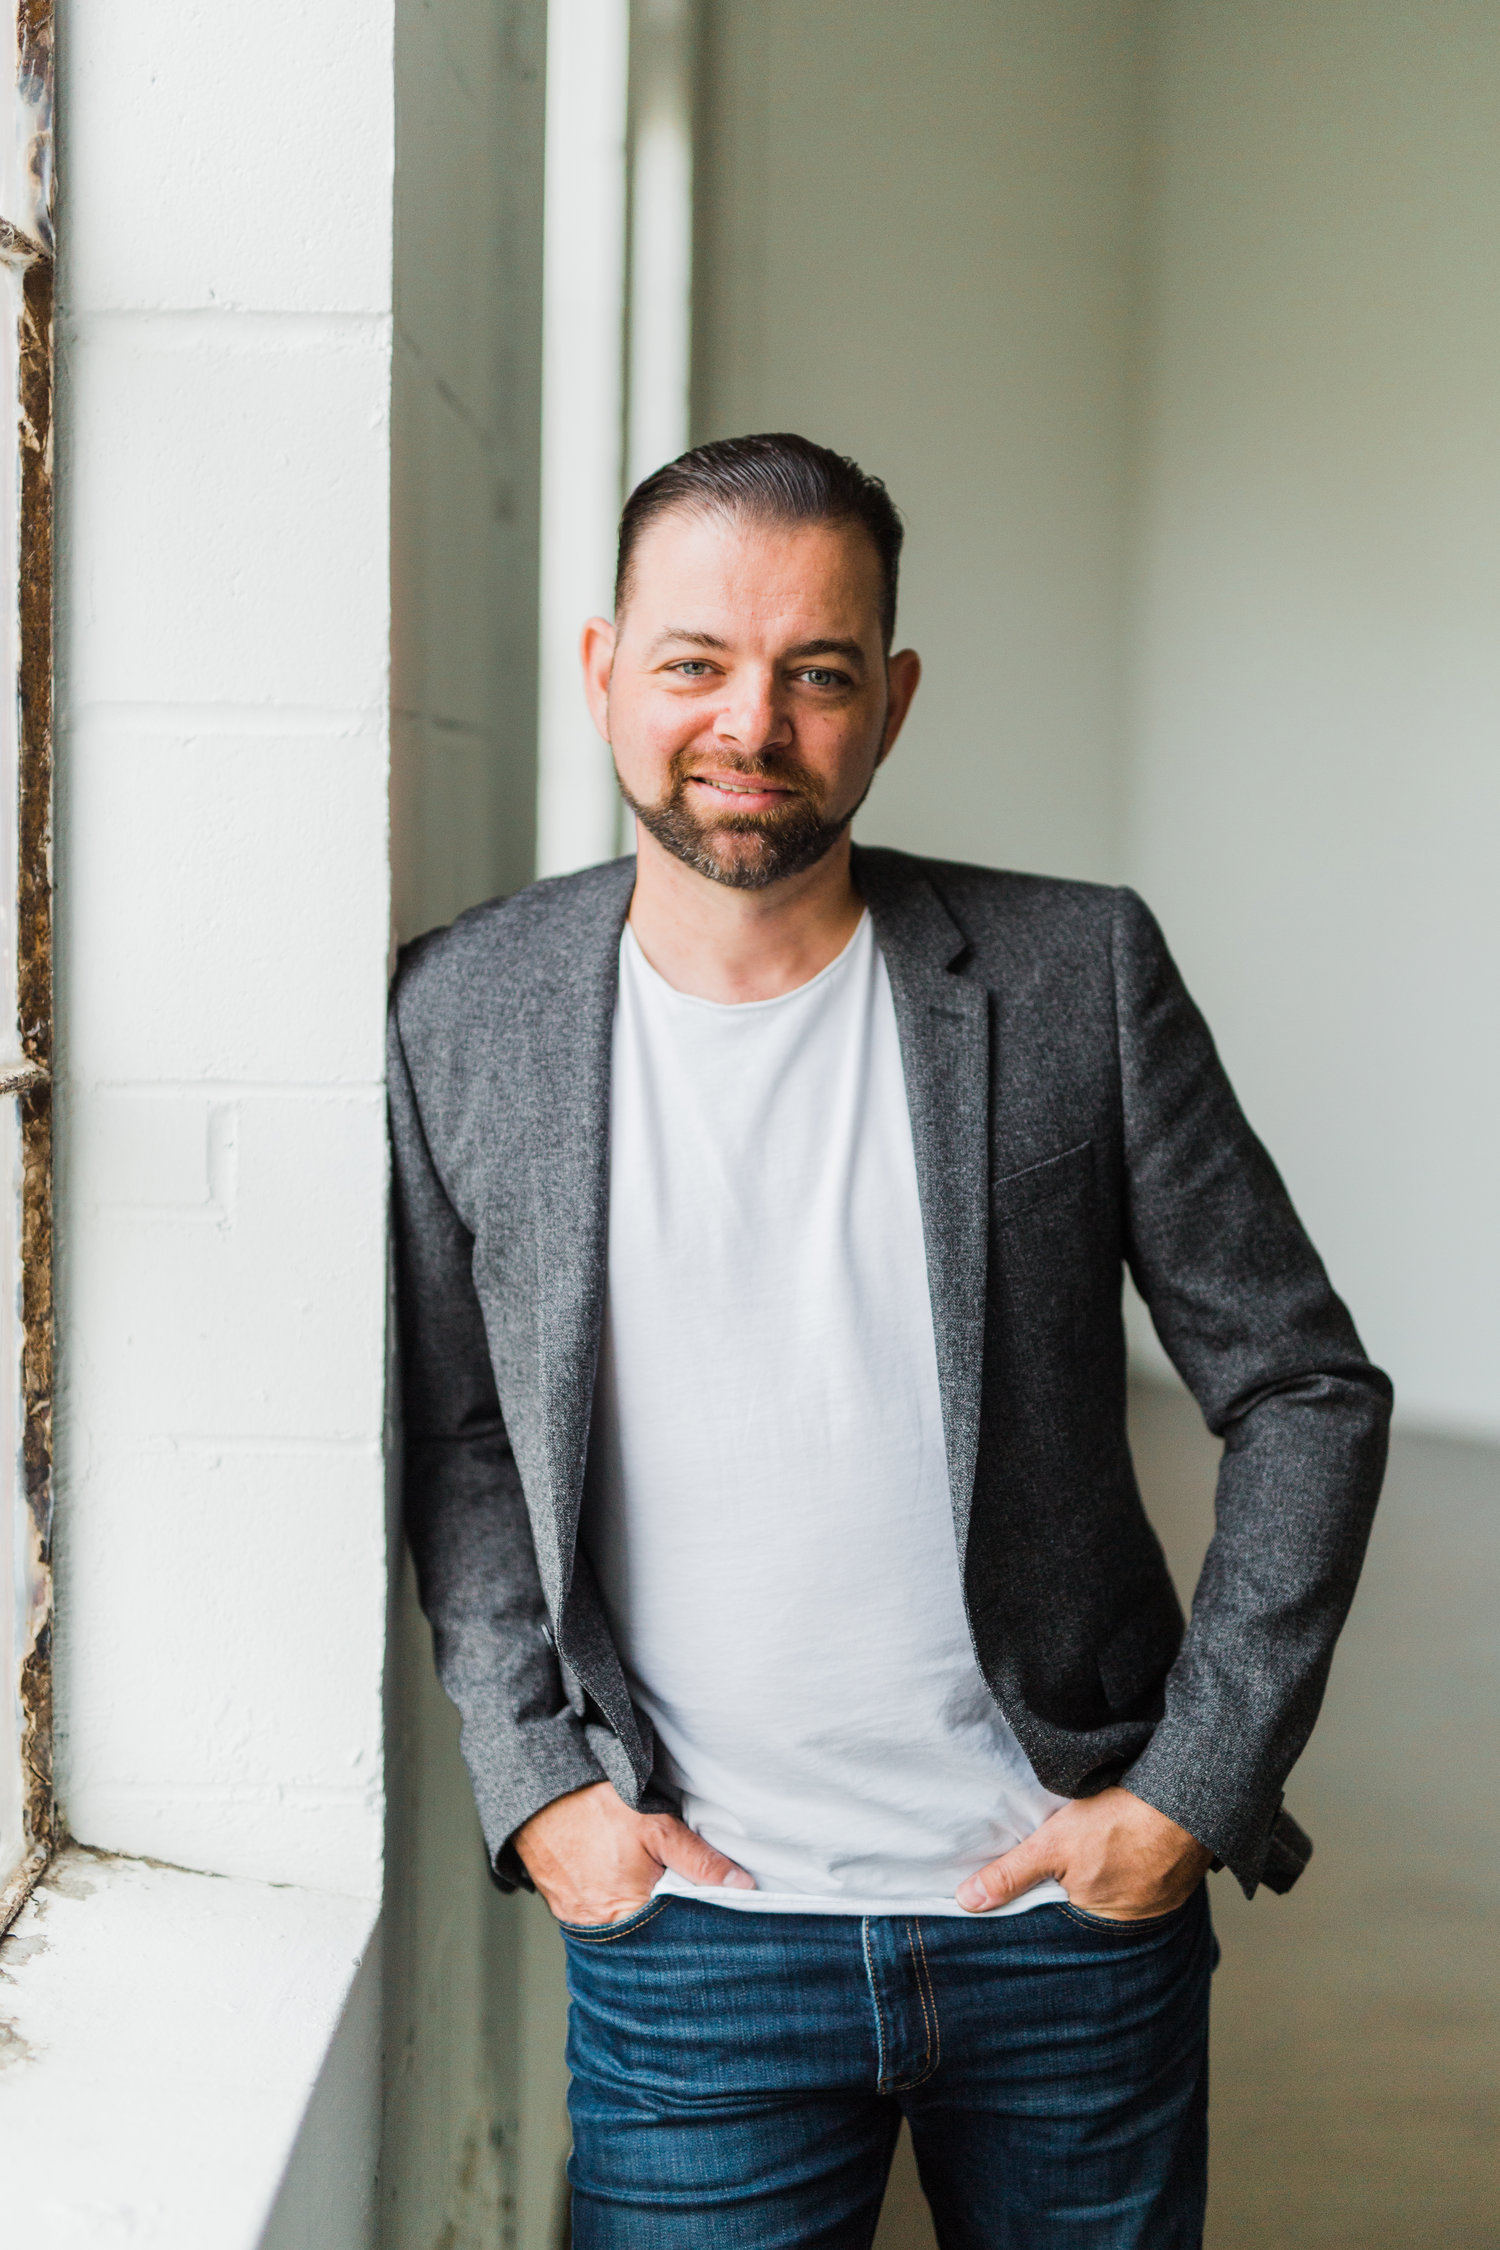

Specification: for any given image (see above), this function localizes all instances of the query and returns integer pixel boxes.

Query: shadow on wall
[381,1544,575,2250]
[872,1382,1500,2250]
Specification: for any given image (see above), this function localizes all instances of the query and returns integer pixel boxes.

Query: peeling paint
[37,1849,94,1900]
[0,1923,46,1971]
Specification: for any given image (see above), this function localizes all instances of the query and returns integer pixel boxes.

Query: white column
[626,0,694,490]
[534,0,631,880]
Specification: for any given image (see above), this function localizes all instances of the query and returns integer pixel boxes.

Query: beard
[616,747,867,891]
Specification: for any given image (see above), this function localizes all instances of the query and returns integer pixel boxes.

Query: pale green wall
[1128,0,1500,1434]
[390,0,545,948]
[693,0,1144,884]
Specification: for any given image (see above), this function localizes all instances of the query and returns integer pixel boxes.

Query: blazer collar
[856,848,991,1555]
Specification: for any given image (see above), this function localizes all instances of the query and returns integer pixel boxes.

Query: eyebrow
[645,629,867,668]
[646,628,730,655]
[785,638,866,667]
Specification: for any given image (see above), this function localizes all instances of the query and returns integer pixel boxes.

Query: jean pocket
[1058,1889,1199,1935]
[557,1896,672,1945]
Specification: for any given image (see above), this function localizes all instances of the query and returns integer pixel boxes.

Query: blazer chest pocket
[990,1139,1094,1226]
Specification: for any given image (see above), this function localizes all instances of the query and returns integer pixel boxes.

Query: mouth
[686,773,801,815]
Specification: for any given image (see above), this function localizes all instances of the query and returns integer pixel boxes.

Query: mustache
[664,747,825,805]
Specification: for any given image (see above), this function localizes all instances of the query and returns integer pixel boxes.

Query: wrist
[515,1779,615,1872]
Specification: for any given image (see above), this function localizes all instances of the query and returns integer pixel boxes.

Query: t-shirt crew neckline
[619,909,870,1014]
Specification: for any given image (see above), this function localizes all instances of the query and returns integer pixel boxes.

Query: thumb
[650,1815,756,1891]
[957,1829,1061,1914]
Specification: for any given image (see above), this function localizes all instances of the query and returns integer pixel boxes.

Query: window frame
[0,0,53,1935]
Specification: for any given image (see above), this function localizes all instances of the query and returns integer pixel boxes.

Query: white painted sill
[0,1845,379,2248]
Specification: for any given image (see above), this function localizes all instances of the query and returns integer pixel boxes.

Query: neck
[625,823,864,1003]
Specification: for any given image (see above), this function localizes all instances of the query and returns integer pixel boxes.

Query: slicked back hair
[614,432,905,648]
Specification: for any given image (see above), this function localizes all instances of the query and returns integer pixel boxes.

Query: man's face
[584,508,919,890]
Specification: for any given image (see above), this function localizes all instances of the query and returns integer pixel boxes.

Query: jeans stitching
[561,1900,671,1945]
[860,1917,892,2093]
[891,1918,939,2092]
[911,1917,941,2083]
[1059,1898,1190,1933]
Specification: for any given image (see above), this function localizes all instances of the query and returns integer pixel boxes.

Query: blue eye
[801,668,842,687]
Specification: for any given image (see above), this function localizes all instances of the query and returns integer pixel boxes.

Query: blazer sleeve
[1108,887,1393,1896]
[388,992,606,1888]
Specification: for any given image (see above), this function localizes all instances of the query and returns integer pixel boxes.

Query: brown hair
[615,432,905,647]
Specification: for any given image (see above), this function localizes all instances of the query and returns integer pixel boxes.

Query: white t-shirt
[581,911,1066,1915]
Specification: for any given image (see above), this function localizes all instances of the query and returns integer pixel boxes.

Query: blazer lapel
[520,858,635,1606]
[859,849,991,1557]
[516,849,992,1596]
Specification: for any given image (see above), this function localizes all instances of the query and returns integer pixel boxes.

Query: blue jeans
[563,1889,1216,2249]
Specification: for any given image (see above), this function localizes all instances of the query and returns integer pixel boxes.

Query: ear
[581,616,617,743]
[876,648,922,766]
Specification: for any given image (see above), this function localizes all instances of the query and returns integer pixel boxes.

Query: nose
[712,665,791,757]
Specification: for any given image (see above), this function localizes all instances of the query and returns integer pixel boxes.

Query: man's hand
[515,1780,756,1925]
[956,1787,1211,1919]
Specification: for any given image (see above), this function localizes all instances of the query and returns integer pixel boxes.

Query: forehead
[621,507,883,641]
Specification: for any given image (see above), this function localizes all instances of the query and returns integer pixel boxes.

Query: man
[390,433,1390,2248]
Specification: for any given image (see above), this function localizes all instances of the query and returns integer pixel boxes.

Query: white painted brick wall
[64,0,394,316]
[54,0,396,1899]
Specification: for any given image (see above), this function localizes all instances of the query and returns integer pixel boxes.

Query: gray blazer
[389,848,1391,1900]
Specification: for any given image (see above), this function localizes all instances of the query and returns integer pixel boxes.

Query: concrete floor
[873,1381,1500,2248]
